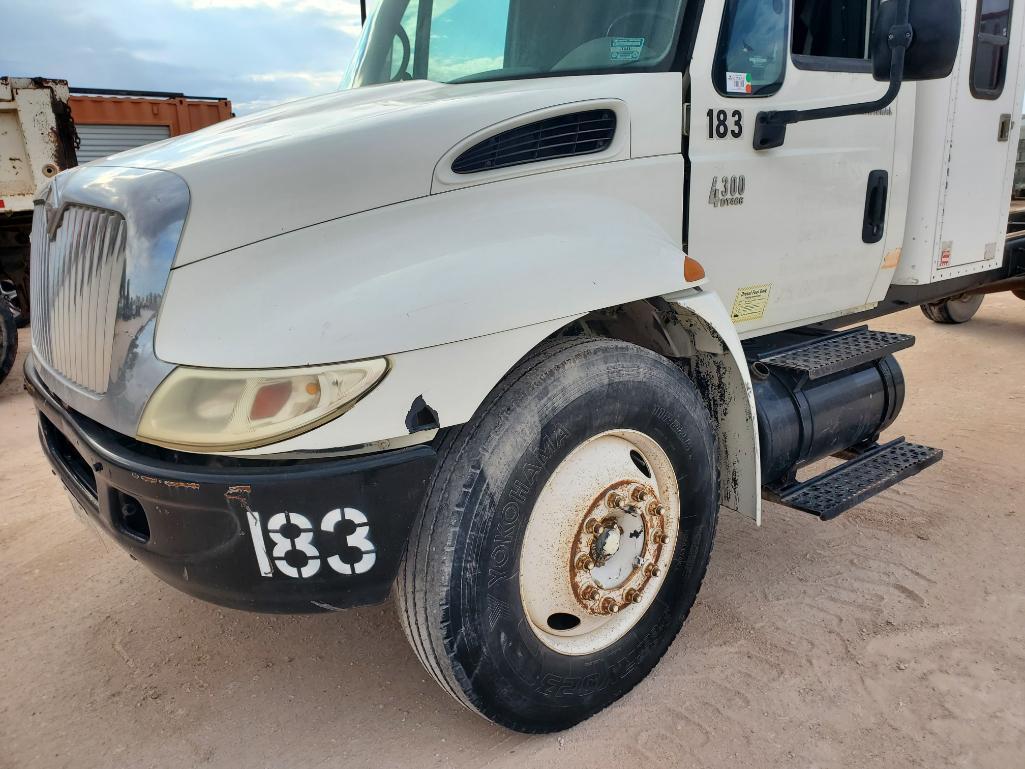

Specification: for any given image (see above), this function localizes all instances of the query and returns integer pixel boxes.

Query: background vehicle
[0,77,77,324]
[22,0,1025,732]
[0,289,16,384]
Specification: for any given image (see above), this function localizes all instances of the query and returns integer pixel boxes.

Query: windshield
[343,0,688,88]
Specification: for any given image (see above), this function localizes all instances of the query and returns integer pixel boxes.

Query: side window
[713,0,790,96]
[792,0,878,68]
[971,0,1014,99]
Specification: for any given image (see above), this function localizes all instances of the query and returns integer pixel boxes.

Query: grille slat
[452,109,617,175]
[31,203,128,394]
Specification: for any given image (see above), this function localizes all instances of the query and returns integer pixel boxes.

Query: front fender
[665,290,762,523]
[156,155,686,368]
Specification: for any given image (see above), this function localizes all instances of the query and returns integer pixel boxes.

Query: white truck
[0,77,78,381]
[24,0,1025,732]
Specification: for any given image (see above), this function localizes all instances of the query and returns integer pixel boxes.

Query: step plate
[761,329,915,380]
[777,439,943,521]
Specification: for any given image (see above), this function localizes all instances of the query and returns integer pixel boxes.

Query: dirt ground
[1,296,1023,769]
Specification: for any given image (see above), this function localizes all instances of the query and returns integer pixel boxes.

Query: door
[75,124,172,163]
[687,0,903,336]
[935,0,1025,273]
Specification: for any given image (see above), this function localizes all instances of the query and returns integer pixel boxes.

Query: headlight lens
[138,359,388,451]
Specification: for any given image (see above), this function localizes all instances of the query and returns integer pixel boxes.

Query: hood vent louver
[452,109,617,175]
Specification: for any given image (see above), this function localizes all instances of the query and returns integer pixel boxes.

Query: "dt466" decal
[247,508,376,579]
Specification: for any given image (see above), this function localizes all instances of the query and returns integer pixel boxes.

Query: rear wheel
[0,298,18,384]
[921,294,985,324]
[397,338,719,732]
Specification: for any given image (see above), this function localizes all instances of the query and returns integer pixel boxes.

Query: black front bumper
[25,356,437,613]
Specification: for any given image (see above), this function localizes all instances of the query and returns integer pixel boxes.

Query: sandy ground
[1,296,1023,769]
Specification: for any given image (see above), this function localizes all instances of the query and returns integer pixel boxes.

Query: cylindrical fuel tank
[753,355,905,486]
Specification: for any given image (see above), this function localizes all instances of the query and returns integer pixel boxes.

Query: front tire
[397,338,719,732]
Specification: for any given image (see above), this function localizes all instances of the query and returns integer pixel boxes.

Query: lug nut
[585,518,603,534]
[648,503,665,517]
[653,532,669,545]
[645,564,661,578]
[600,598,620,614]
[624,589,642,604]
[581,585,599,601]
[576,555,595,572]
[606,493,622,510]
[631,486,648,503]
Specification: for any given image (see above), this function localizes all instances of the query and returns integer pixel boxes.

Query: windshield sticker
[611,38,645,62]
[726,72,753,94]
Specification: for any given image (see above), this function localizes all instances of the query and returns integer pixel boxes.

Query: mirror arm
[753,20,913,151]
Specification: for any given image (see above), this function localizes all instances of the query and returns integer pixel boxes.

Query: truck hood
[92,74,679,267]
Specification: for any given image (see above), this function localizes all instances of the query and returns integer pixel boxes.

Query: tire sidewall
[441,342,718,731]
[0,300,18,383]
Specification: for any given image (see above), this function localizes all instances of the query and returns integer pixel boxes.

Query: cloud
[177,0,364,36]
[0,0,361,114]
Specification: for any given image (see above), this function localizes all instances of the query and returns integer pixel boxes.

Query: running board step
[766,438,943,521]
[759,327,915,380]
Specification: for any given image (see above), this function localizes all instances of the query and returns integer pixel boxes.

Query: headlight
[138,359,388,451]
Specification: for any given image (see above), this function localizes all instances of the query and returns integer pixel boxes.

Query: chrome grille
[31,204,128,394]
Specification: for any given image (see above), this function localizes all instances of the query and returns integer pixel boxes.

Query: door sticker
[731,284,772,322]
[726,72,753,94]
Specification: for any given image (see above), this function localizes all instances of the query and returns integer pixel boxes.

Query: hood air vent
[452,109,617,175]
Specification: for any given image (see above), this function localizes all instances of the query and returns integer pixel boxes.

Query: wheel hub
[570,480,667,616]
[518,430,681,656]
[590,522,622,564]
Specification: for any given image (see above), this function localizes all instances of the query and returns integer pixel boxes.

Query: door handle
[998,113,1013,142]
[862,170,889,244]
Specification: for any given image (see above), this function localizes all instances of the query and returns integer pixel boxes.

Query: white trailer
[23,0,1025,732]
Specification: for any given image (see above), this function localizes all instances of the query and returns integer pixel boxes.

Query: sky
[3,2,1022,115]
[0,0,364,114]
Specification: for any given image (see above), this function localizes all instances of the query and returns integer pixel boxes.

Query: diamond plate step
[759,328,916,380]
[769,438,943,521]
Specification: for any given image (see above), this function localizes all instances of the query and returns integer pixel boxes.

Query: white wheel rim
[518,430,681,656]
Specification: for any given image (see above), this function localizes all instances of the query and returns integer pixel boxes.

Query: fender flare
[662,289,761,523]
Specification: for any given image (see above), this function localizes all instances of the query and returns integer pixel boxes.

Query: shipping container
[69,89,232,162]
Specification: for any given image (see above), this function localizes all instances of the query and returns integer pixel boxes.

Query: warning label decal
[731,284,771,322]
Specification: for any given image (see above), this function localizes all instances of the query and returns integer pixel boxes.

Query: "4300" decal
[247,508,376,579]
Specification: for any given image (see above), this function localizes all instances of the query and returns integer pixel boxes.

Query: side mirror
[872,0,961,82]
[755,0,963,150]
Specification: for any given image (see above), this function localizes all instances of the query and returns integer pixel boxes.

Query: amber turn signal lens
[684,255,706,283]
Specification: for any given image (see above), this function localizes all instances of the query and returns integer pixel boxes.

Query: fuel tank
[750,338,906,487]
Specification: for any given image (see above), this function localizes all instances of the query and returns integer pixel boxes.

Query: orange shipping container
[68,89,233,162]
